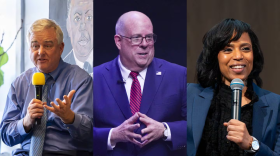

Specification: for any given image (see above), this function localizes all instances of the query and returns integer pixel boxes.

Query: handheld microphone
[32,72,45,125]
[230,78,244,120]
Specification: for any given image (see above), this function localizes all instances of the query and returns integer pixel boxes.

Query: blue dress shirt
[0,59,93,154]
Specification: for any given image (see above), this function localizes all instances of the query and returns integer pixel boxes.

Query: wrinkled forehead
[29,28,57,43]
[124,17,153,35]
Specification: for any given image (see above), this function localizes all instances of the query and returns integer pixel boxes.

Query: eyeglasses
[119,34,157,45]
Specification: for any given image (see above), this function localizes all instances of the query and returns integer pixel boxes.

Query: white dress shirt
[107,56,171,150]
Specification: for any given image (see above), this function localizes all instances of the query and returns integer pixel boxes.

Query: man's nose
[139,37,149,48]
[38,46,45,55]
[79,22,86,31]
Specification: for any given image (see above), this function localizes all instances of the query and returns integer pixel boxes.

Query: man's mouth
[38,58,47,62]
[78,34,89,46]
[138,53,148,55]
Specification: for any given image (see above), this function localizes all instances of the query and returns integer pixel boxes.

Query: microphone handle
[231,89,242,120]
[35,85,42,125]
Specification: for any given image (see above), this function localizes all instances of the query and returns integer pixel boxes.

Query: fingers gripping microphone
[230,78,244,120]
[32,73,45,125]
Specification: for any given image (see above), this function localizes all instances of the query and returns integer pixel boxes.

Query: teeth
[231,65,244,69]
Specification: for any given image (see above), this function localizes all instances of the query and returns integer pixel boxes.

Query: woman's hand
[224,119,253,150]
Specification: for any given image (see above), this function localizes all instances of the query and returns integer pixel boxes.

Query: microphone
[230,78,244,120]
[32,72,45,125]
[117,80,125,84]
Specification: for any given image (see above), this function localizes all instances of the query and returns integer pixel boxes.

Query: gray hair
[27,18,64,45]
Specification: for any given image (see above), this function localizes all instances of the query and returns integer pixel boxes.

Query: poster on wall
[49,0,93,76]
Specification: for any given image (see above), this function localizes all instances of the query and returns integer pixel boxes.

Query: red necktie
[129,71,142,115]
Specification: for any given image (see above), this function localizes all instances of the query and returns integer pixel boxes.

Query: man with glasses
[93,11,186,156]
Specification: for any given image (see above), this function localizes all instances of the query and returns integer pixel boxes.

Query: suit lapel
[252,84,269,141]
[192,87,214,151]
[102,57,132,119]
[140,59,165,115]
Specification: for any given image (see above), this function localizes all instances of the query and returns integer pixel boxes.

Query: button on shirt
[106,56,171,149]
[0,59,93,152]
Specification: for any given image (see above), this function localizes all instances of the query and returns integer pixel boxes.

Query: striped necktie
[30,74,50,156]
[129,71,142,115]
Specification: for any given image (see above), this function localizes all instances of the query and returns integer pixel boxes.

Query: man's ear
[59,42,65,56]
[114,35,122,50]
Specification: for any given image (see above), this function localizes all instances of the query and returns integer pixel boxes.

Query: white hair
[27,18,64,45]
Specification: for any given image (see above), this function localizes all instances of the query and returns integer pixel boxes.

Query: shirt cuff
[17,118,30,135]
[107,128,116,150]
[163,122,171,141]
[62,113,81,136]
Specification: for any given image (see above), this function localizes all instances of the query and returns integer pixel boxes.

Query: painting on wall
[49,0,93,76]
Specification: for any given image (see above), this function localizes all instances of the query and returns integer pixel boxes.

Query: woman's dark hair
[196,18,264,88]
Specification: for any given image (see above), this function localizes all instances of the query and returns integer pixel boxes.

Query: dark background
[94,0,187,67]
[187,0,280,94]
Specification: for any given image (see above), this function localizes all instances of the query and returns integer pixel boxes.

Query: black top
[196,83,259,156]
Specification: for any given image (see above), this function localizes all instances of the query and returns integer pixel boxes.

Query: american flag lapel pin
[156,71,161,75]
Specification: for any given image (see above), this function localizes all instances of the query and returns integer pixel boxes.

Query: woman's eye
[223,48,232,52]
[242,47,250,51]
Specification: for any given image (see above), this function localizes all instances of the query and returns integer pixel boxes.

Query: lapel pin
[156,71,161,75]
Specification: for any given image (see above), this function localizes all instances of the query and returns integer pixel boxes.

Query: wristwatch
[162,123,168,140]
[245,136,259,153]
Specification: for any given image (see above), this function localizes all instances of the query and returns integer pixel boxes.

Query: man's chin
[75,54,91,63]
[74,48,92,58]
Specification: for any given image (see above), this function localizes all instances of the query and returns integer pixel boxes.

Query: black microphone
[32,73,46,125]
[230,78,244,120]
[117,80,125,84]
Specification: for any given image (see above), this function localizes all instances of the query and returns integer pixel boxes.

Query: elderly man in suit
[93,11,186,156]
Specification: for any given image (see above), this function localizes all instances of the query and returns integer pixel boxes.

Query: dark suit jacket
[93,56,187,156]
[187,83,280,156]
[63,50,93,74]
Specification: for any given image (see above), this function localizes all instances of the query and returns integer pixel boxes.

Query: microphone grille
[32,72,45,85]
[230,78,244,90]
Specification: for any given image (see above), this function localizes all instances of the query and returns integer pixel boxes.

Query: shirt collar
[36,58,66,81]
[118,56,147,82]
[73,49,93,69]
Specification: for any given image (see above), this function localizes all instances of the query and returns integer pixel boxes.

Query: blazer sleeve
[255,104,280,156]
[166,67,187,150]
[93,127,111,156]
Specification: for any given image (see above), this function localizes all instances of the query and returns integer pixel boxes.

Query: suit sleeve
[255,103,280,156]
[166,67,187,150]
[93,127,112,155]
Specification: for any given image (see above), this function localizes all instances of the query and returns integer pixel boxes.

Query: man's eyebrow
[74,12,82,16]
[85,9,93,14]
[44,41,54,44]
[31,41,38,44]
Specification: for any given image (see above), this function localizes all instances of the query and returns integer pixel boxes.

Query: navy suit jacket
[187,83,280,156]
[93,57,186,156]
